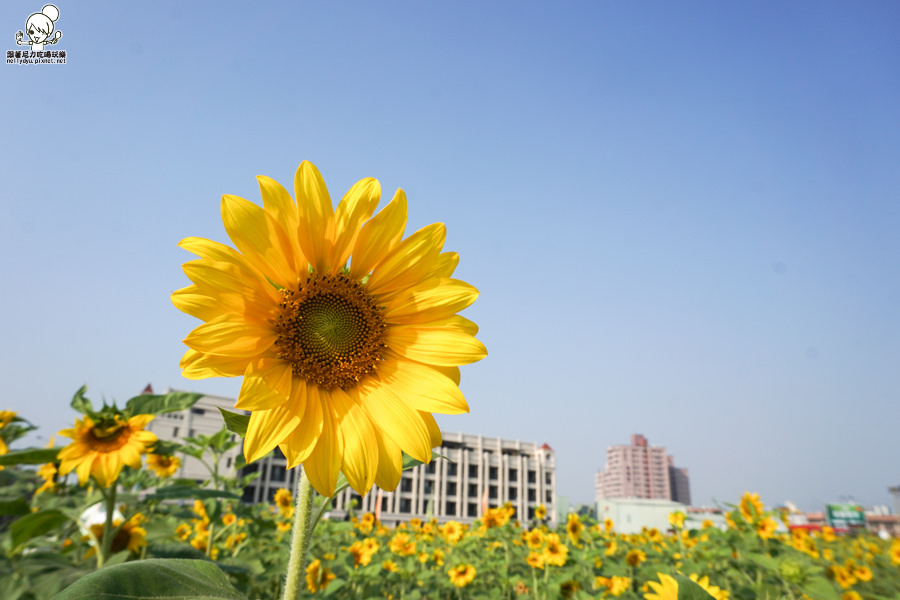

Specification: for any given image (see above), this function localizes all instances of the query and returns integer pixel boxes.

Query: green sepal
[69,386,94,416]
[218,408,249,437]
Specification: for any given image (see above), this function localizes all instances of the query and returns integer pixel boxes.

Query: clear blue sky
[2,1,898,512]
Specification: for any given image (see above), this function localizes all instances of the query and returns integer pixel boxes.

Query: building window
[468,464,479,478]
[267,488,278,502]
[274,447,285,459]
[424,479,434,495]
[447,481,457,496]
[527,506,535,519]
[225,457,232,468]
[190,407,206,415]
[508,469,517,482]
[425,461,436,474]
[172,427,179,437]
[401,477,413,492]
[381,496,389,511]
[468,483,478,498]
[489,466,498,480]
[489,485,498,500]
[509,487,517,500]
[528,489,536,502]
[241,487,256,503]
[468,503,478,517]
[399,498,411,513]
[445,501,456,516]
[545,472,552,485]
[270,467,286,482]
[545,490,552,503]
[447,463,458,477]
[528,470,536,484]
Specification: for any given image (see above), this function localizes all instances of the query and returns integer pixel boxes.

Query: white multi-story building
[146,389,558,526]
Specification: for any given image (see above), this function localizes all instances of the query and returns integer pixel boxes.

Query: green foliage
[0,448,59,467]
[124,392,204,417]
[217,408,249,437]
[10,510,70,551]
[675,575,716,599]
[51,559,245,600]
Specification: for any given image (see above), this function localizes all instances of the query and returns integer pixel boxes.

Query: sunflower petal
[280,380,321,468]
[180,350,250,379]
[330,387,378,494]
[235,358,292,411]
[244,400,302,463]
[294,161,335,274]
[366,223,445,296]
[357,377,433,463]
[331,178,381,271]
[428,252,459,278]
[377,360,469,415]
[349,189,407,279]
[303,393,343,496]
[221,194,297,285]
[373,430,403,491]
[384,278,479,325]
[418,411,443,450]
[257,175,304,273]
[183,315,277,357]
[385,324,487,366]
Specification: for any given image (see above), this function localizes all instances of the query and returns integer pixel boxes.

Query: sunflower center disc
[274,273,386,389]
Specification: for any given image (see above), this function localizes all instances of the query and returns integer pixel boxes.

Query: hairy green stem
[98,483,117,568]
[282,469,316,600]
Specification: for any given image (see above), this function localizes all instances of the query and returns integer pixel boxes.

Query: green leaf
[70,385,93,415]
[145,486,240,501]
[51,559,246,600]
[11,509,70,550]
[674,575,716,600]
[0,447,60,466]
[125,391,204,416]
[800,576,840,600]
[218,408,249,437]
[0,496,30,516]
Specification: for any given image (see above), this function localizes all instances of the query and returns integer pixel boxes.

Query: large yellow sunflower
[57,414,157,488]
[644,573,679,600]
[173,161,486,496]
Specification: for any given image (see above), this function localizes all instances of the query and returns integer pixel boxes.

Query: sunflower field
[2,395,900,600]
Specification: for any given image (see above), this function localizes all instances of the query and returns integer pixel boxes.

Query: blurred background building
[595,433,691,505]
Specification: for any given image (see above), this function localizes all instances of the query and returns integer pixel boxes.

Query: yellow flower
[524,528,544,550]
[441,520,464,544]
[57,414,156,488]
[832,565,857,589]
[890,539,900,565]
[0,410,16,429]
[757,517,778,540]
[273,487,294,518]
[739,492,764,522]
[560,580,580,598]
[668,511,685,529]
[222,513,236,526]
[448,564,476,588]
[305,558,336,593]
[86,515,147,557]
[821,526,836,542]
[626,549,647,567]
[853,565,872,582]
[689,574,730,600]
[526,552,545,569]
[382,559,398,573]
[389,531,416,556]
[534,504,547,520]
[175,523,192,540]
[644,573,678,600]
[35,462,57,495]
[146,453,180,478]
[605,540,618,556]
[542,533,568,567]
[841,592,862,600]
[276,520,292,532]
[565,513,584,545]
[173,161,487,496]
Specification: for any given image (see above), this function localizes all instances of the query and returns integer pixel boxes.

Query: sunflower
[305,558,336,593]
[534,504,547,520]
[146,453,181,478]
[173,161,486,496]
[85,515,147,557]
[448,564,477,588]
[644,573,678,600]
[273,487,294,518]
[57,414,157,488]
[625,549,647,567]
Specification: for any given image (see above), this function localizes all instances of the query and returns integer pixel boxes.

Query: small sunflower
[273,487,294,518]
[146,453,181,478]
[448,564,477,588]
[173,161,486,496]
[57,413,157,488]
[626,548,647,567]
[305,558,336,593]
[85,515,147,557]
[644,573,678,600]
